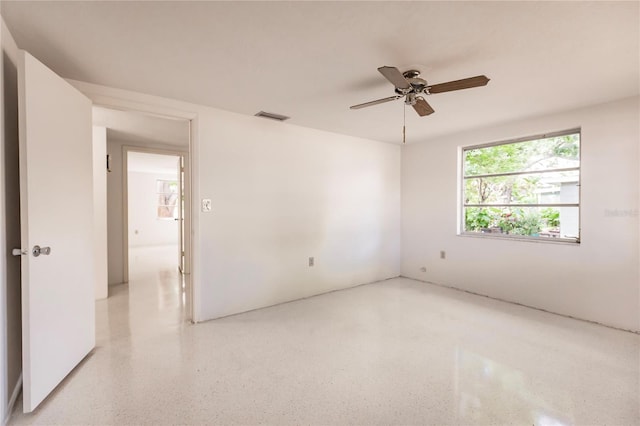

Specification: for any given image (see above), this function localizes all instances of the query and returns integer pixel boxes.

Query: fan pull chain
[402,103,406,144]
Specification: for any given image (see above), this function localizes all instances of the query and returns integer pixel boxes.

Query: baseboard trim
[3,373,22,425]
[401,275,640,335]
[195,274,402,324]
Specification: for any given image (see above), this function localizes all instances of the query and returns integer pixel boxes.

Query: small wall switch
[201,199,212,212]
[440,251,446,259]
[308,257,314,267]
[420,266,427,272]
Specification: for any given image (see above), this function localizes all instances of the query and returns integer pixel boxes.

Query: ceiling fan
[350,66,490,117]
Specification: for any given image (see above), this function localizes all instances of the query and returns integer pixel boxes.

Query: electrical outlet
[308,257,314,267]
[201,198,212,212]
[440,250,446,259]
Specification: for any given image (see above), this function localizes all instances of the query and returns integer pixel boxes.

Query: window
[461,129,580,242]
[157,179,179,219]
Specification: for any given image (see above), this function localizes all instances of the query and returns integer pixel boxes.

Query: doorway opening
[93,106,192,321]
[126,151,183,279]
[124,148,190,317]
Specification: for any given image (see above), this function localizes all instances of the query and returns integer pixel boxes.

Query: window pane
[464,134,580,176]
[464,206,579,240]
[156,179,179,219]
[157,192,178,206]
[156,180,178,194]
[157,205,177,218]
[464,170,580,205]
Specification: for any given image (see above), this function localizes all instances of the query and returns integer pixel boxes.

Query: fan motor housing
[396,70,428,93]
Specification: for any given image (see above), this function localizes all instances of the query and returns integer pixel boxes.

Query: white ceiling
[127,151,179,176]
[93,106,189,146]
[2,1,638,144]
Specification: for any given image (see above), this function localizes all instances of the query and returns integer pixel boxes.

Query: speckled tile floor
[9,246,640,425]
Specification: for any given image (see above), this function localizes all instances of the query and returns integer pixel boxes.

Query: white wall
[0,17,22,424]
[197,113,401,320]
[74,80,402,321]
[402,96,640,332]
[92,127,108,300]
[128,170,179,247]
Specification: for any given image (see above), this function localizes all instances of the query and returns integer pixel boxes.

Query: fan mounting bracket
[402,70,421,79]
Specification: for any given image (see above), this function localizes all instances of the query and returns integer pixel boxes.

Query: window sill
[458,232,580,245]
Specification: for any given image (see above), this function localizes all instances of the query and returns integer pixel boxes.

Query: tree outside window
[462,130,580,242]
[157,180,179,219]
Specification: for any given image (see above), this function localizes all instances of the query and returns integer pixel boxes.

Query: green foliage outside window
[541,208,560,228]
[463,133,580,239]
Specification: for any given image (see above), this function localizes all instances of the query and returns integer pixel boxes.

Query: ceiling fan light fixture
[254,111,290,122]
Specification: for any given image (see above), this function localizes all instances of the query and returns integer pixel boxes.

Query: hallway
[103,245,189,340]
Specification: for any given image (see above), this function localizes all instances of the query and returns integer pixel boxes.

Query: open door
[17,50,95,412]
[178,155,185,274]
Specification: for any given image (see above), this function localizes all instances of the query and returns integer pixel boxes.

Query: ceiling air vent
[255,111,290,122]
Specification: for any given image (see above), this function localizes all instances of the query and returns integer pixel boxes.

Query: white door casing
[17,50,95,412]
[178,155,185,274]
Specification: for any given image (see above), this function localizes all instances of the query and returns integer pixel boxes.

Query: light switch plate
[201,198,212,212]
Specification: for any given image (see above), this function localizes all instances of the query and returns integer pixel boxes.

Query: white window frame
[459,128,581,244]
[156,178,179,220]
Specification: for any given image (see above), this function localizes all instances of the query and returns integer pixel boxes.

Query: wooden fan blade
[377,66,411,90]
[350,95,403,110]
[427,75,490,94]
[413,97,435,116]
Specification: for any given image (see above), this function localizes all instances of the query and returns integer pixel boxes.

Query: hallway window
[157,179,179,219]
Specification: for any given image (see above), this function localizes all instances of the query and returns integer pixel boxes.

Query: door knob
[32,245,51,257]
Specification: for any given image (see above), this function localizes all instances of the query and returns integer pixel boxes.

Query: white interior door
[17,50,95,413]
[178,155,185,273]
